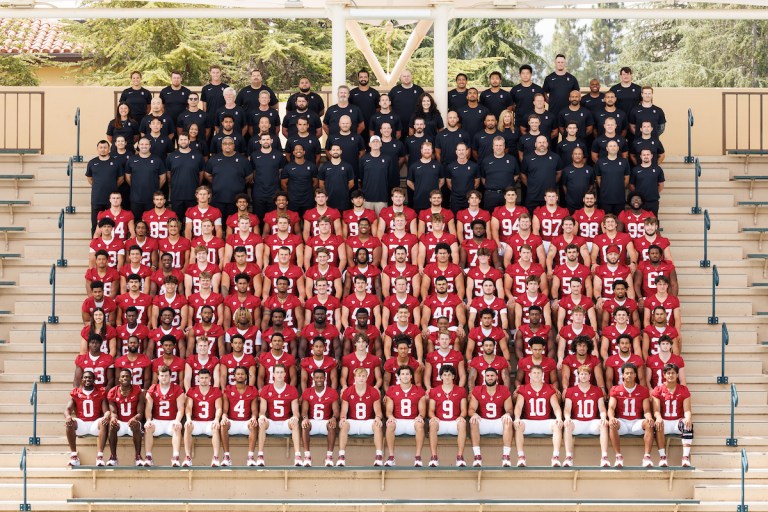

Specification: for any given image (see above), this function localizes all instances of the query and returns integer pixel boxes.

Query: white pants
[477,418,504,435]
[571,419,601,436]
[435,420,460,436]
[391,418,417,436]
[618,418,645,435]
[75,418,101,436]
[150,420,177,437]
[346,419,375,436]
[265,419,293,435]
[190,420,214,437]
[521,419,556,435]
[308,419,329,436]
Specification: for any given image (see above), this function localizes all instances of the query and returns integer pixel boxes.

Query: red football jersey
[191,324,225,356]
[533,205,569,242]
[573,208,605,242]
[263,294,302,328]
[147,382,184,420]
[343,325,381,346]
[114,323,149,356]
[603,297,639,325]
[633,234,671,263]
[457,208,491,241]
[383,356,420,384]
[564,384,603,421]
[468,296,506,327]
[303,207,342,237]
[429,385,467,421]
[637,261,676,297]
[185,205,223,238]
[188,292,225,325]
[385,384,426,419]
[505,262,545,297]
[646,354,685,389]
[225,233,263,264]
[264,233,303,264]
[150,355,185,384]
[191,236,226,266]
[605,354,645,386]
[553,263,592,297]
[467,326,507,358]
[643,325,680,357]
[492,205,526,240]
[220,353,258,385]
[461,238,499,269]
[602,324,641,357]
[518,324,552,357]
[341,385,381,420]
[84,267,120,297]
[644,294,681,327]
[115,293,152,325]
[300,356,337,386]
[185,354,220,387]
[263,209,300,234]
[97,208,134,240]
[305,265,343,296]
[423,262,462,295]
[516,292,549,324]
[263,264,304,296]
[383,323,421,356]
[652,384,691,420]
[341,293,380,327]
[152,293,187,329]
[300,323,341,356]
[260,383,300,421]
[223,293,261,320]
[471,385,511,419]
[505,232,544,263]
[158,236,192,270]
[561,354,601,387]
[341,353,382,387]
[225,212,260,233]
[425,349,464,388]
[183,262,221,295]
[382,263,419,295]
[610,384,650,420]
[558,294,595,326]
[381,232,418,264]
[118,264,152,292]
[558,324,597,356]
[123,237,159,267]
[519,383,557,420]
[468,355,509,386]
[225,326,261,356]
[517,356,557,384]
[187,386,223,421]
[466,267,503,298]
[382,294,420,325]
[225,384,259,420]
[593,232,633,265]
[346,265,381,295]
[304,295,341,324]
[90,236,125,268]
[343,208,378,237]
[618,209,655,239]
[594,263,631,299]
[150,268,185,296]
[81,296,117,324]
[423,293,463,328]
[379,206,417,234]
[262,328,297,354]
[74,353,114,387]
[107,385,142,422]
[419,232,458,265]
[549,235,589,267]
[305,234,345,267]
[70,387,107,421]
[302,386,340,420]
[148,326,184,358]
[418,208,455,233]
[345,235,382,264]
[142,209,177,240]
[258,351,297,384]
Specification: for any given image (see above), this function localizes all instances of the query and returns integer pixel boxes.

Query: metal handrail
[718,323,729,384]
[727,383,739,446]
[39,321,50,383]
[691,158,702,214]
[57,209,68,267]
[20,447,30,511]
[701,209,711,268]
[685,108,695,163]
[29,382,40,445]
[65,157,76,214]
[709,265,720,324]
[48,263,58,324]
[739,449,749,512]
[73,107,83,163]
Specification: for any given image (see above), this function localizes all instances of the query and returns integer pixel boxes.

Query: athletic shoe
[181,456,192,467]
[413,456,423,468]
[614,454,624,468]
[336,455,346,467]
[303,456,312,467]
[294,455,303,467]
[107,456,117,467]
[472,455,482,467]
[171,456,181,467]
[456,456,466,467]
[221,454,232,467]
[384,456,395,467]
[373,455,384,467]
[516,456,527,468]
[134,455,144,467]
[256,455,265,467]
[428,456,439,467]
[642,454,653,468]
[501,455,512,467]
[211,456,220,468]
[144,455,154,467]
[551,455,561,468]
[324,455,334,467]
[68,455,80,467]
[562,456,573,468]
[246,456,257,467]
[600,456,611,468]
[681,456,691,467]
[95,455,105,467]
[659,456,668,468]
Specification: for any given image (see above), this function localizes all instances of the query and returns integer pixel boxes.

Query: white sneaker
[642,455,653,468]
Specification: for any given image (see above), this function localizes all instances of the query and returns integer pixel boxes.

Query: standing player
[257,364,302,466]
[652,363,693,467]
[563,365,610,467]
[301,369,340,467]
[384,366,427,466]
[337,367,384,466]
[106,368,145,466]
[65,371,109,467]
[468,368,513,467]
[143,366,186,467]
[427,365,468,467]
[183,368,223,467]
[607,363,654,468]
[221,366,259,466]
[513,365,563,467]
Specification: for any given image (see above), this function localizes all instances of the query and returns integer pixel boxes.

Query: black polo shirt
[481,154,518,191]
[119,87,152,124]
[580,93,605,114]
[405,134,434,168]
[369,112,403,137]
[350,88,381,131]
[125,154,166,204]
[595,156,630,204]
[594,107,629,136]
[323,104,365,135]
[282,110,322,137]
[200,82,229,123]
[236,85,278,113]
[139,113,175,138]
[159,86,192,124]
[285,135,322,165]
[166,150,204,201]
[630,164,665,202]
[285,91,325,115]
[106,119,139,144]
[448,89,468,112]
[558,107,594,140]
[86,156,123,205]
[521,151,562,206]
[591,135,629,159]
[176,110,208,133]
[210,132,246,155]
[609,82,642,117]
[561,163,596,210]
[359,152,392,203]
[319,161,355,211]
[631,137,665,163]
[205,153,250,205]
[435,129,471,165]
[407,159,444,211]
[556,139,588,168]
[447,160,480,209]
[473,130,504,164]
[251,149,286,200]
[388,84,425,134]
[510,83,544,128]
[457,105,490,139]
[214,106,247,134]
[281,160,318,209]
[479,88,512,119]
[326,133,366,177]
[543,72,580,120]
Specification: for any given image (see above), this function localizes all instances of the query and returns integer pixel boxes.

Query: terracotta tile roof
[0,18,81,55]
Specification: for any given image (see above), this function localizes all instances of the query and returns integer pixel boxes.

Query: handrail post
[57,209,67,267]
[718,323,729,384]
[20,447,30,511]
[65,158,76,214]
[700,210,711,268]
[72,107,83,163]
[738,449,749,512]
[709,265,720,324]
[685,108,695,163]
[39,322,50,384]
[29,382,40,446]
[727,383,739,446]
[691,158,702,214]
[48,264,58,324]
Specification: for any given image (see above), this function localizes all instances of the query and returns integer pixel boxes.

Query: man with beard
[251,133,287,220]
[204,137,250,219]
[286,76,325,116]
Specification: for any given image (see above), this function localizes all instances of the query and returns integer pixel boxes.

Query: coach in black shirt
[166,133,204,221]
[359,136,391,210]
[407,141,444,212]
[86,140,123,235]
[560,147,595,212]
[159,72,191,125]
[481,137,519,211]
[119,71,152,125]
[446,142,480,212]
[521,135,562,213]
[251,133,287,219]
[595,140,630,215]
[319,144,356,211]
[205,138,251,218]
[458,88,490,140]
[125,138,167,219]
[388,70,424,141]
[281,144,318,216]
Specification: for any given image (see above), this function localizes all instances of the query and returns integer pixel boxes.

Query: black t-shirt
[407,159,444,211]
[119,87,152,124]
[214,106,248,134]
[435,129,471,165]
[481,154,518,191]
[176,110,208,133]
[247,136,282,156]
[510,83,544,127]
[500,129,520,157]
[517,132,542,158]
[285,91,325,115]
[448,89,468,112]
[594,107,629,136]
[388,84,425,135]
[318,161,355,211]
[251,150,286,200]
[409,111,444,139]
[521,151,562,205]
[457,105,490,139]
[323,104,365,135]
[447,161,479,207]
[591,135,629,159]
[628,105,667,135]
[405,135,434,168]
[125,154,166,204]
[359,152,392,203]
[166,150,204,201]
[609,82,642,117]
[281,160,318,208]
[236,85,278,113]
[525,110,557,138]
[556,138,588,168]
[580,93,605,114]
[285,135,322,165]
[140,113,176,138]
[595,156,630,204]
[205,153,250,205]
[630,164,665,202]
[86,156,123,205]
[543,72,580,120]
[379,139,407,187]
[200,82,229,122]
[106,119,139,143]
[558,107,594,140]
[349,88,381,130]
[159,86,192,124]
[561,163,596,210]
[473,130,504,164]
[188,140,208,158]
[248,108,281,135]
[369,112,403,137]
[282,110,322,137]
[326,133,366,176]
[479,88,512,119]
[631,137,665,162]
[210,132,246,155]
[147,135,173,159]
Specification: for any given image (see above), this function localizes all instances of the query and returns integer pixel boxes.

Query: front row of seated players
[66,334,692,469]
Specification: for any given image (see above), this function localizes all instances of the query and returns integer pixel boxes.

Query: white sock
[472,446,481,456]
[97,451,103,457]
[375,450,383,456]
[248,451,254,457]
[552,451,559,457]
[503,446,511,456]
[338,450,345,456]
[294,452,301,457]
[304,451,311,458]
[566,452,573,457]
[658,449,666,457]
[518,451,525,457]
[326,451,333,457]
[683,445,691,457]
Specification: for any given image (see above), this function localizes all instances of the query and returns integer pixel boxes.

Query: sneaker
[303,456,312,467]
[144,455,154,467]
[211,456,220,468]
[614,454,624,468]
[501,455,512,467]
[600,456,611,468]
[373,454,384,467]
[171,456,181,467]
[642,454,653,468]
[472,455,482,467]
[181,456,192,468]
[134,455,144,467]
[384,456,395,467]
[681,456,691,468]
[551,455,561,468]
[562,456,573,468]
[336,455,346,467]
[246,455,256,467]
[95,455,105,467]
[221,454,232,467]
[256,455,265,467]
[413,456,423,468]
[428,456,439,467]
[294,455,303,467]
[324,455,334,467]
[68,455,80,467]
[516,456,527,468]
[107,456,117,467]
[659,456,668,468]
[456,456,466,468]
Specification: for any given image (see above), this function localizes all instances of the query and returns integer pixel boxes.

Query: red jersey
[118,264,152,292]
[150,355,185,384]
[471,385,511,419]
[561,354,602,387]
[158,236,192,269]
[190,236,226,266]
[517,356,557,384]
[81,296,117,324]
[385,384,426,419]
[383,356,420,384]
[305,265,343,296]
[379,206,417,234]
[74,353,114,387]
[533,205,569,242]
[300,323,341,356]
[341,293,380,326]
[258,351,297,384]
[423,262,463,295]
[618,209,655,239]
[263,264,304,296]
[505,262,545,297]
[558,324,597,356]
[553,263,591,297]
[152,293,187,329]
[185,205,222,238]
[601,324,641,356]
[150,268,185,296]
[646,354,685,389]
[610,384,650,420]
[425,349,464,388]
[263,209,300,234]
[346,265,381,294]
[643,325,680,357]
[115,292,152,325]
[97,208,134,240]
[303,207,342,237]
[558,294,595,326]
[564,384,603,421]
[593,232,633,265]
[382,294,420,325]
[423,293,463,328]
[573,208,605,242]
[343,325,381,346]
[220,353,258,386]
[223,293,261,319]
[468,296,506,327]
[418,208,455,233]
[341,353,382,387]
[549,235,589,267]
[603,297,639,325]
[191,324,225,356]
[383,323,421,356]
[147,383,184,420]
[381,232,418,263]
[341,385,381,420]
[343,208,377,237]
[594,264,631,299]
[505,232,544,263]
[84,267,120,297]
[262,294,302,328]
[429,385,467,421]
[518,324,552,357]
[381,263,419,295]
[302,386,340,420]
[90,236,125,268]
[304,295,341,324]
[225,212,260,233]
[457,208,491,240]
[185,354,220,387]
[305,234,345,267]
[652,384,691,420]
[516,293,549,324]
[148,326,184,358]
[70,387,107,421]
[468,355,509,386]
[183,262,221,295]
[644,294,681,327]
[107,385,142,422]
[124,237,159,267]
[224,384,259,420]
[605,354,645,386]
[187,386,223,421]
[225,326,261,356]
[633,234,671,262]
[419,232,458,265]
[114,323,148,356]
[262,328,297,354]
[188,291,224,325]
[466,267,503,298]
[264,233,303,264]
[300,356,337,386]
[427,330,458,351]
[519,383,557,420]
[492,205,525,240]
[345,235,382,264]
[142,209,177,240]
[260,383,300,421]
[467,326,507,358]
[637,260,675,297]
[114,354,151,386]
[225,233,263,264]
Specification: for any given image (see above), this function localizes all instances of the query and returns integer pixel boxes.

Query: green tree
[0,56,40,86]
[582,5,625,85]
[545,18,586,84]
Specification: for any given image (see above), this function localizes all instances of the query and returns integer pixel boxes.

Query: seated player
[345,217,382,268]
[418,189,457,236]
[504,245,548,308]
[187,306,225,358]
[221,366,259,466]
[427,365,468,467]
[417,213,459,272]
[300,336,339,391]
[515,305,555,360]
[601,279,640,329]
[300,306,342,360]
[383,336,423,391]
[381,213,419,265]
[343,308,382,359]
[105,368,145,466]
[643,305,681,360]
[421,276,466,340]
[556,305,597,369]
[263,213,305,266]
[513,365,564,467]
[303,277,342,326]
[301,369,340,467]
[187,271,225,327]
[563,365,610,467]
[343,248,382,298]
[223,274,262,330]
[96,191,134,240]
[151,279,188,332]
[513,275,551,329]
[593,244,634,315]
[468,337,510,392]
[89,218,125,270]
[600,306,642,360]
[257,331,298,387]
[261,308,299,358]
[465,250,504,303]
[305,247,343,299]
[337,367,385,467]
[86,251,120,298]
[646,335,686,389]
[652,363,693,467]
[184,185,222,239]
[143,365,186,467]
[190,218,225,267]
[459,220,500,273]
[378,187,417,236]
[158,218,191,271]
[262,192,301,237]
[555,276,597,331]
[468,367,513,467]
[468,278,507,329]
[633,216,672,262]
[65,371,109,467]
[545,217,591,277]
[262,276,304,332]
[223,215,265,269]
[382,275,421,326]
[304,215,347,270]
[263,246,306,300]
[456,190,491,244]
[383,305,423,361]
[151,335,185,385]
[532,188,569,254]
[183,368,223,467]
[642,275,681,330]
[607,363,654,468]
[220,333,258,386]
[634,245,677,309]
[115,274,152,326]
[384,366,427,467]
[256,364,303,466]
[184,246,221,296]
[113,307,144,357]
[114,335,152,390]
[118,245,151,294]
[151,253,186,296]
[221,247,263,300]
[466,308,510,361]
[340,333,382,390]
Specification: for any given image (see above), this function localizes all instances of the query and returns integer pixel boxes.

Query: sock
[338,450,345,457]
[552,451,560,457]
[71,452,78,457]
[304,451,311,458]
[326,451,333,457]
[566,452,573,458]
[172,451,179,457]
[294,452,301,458]
[97,451,103,457]
[145,452,152,458]
[375,450,383,456]
[644,453,651,458]
[503,446,511,456]
[658,449,666,457]
[517,451,525,457]
[248,451,254,457]
[224,451,230,457]
[472,446,481,456]
[258,451,264,456]
[683,445,691,457]
[602,452,608,457]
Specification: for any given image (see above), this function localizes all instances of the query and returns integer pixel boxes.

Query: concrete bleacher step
[694,483,768,502]
[0,483,73,501]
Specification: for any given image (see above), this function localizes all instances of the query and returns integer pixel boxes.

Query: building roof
[0,18,81,55]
